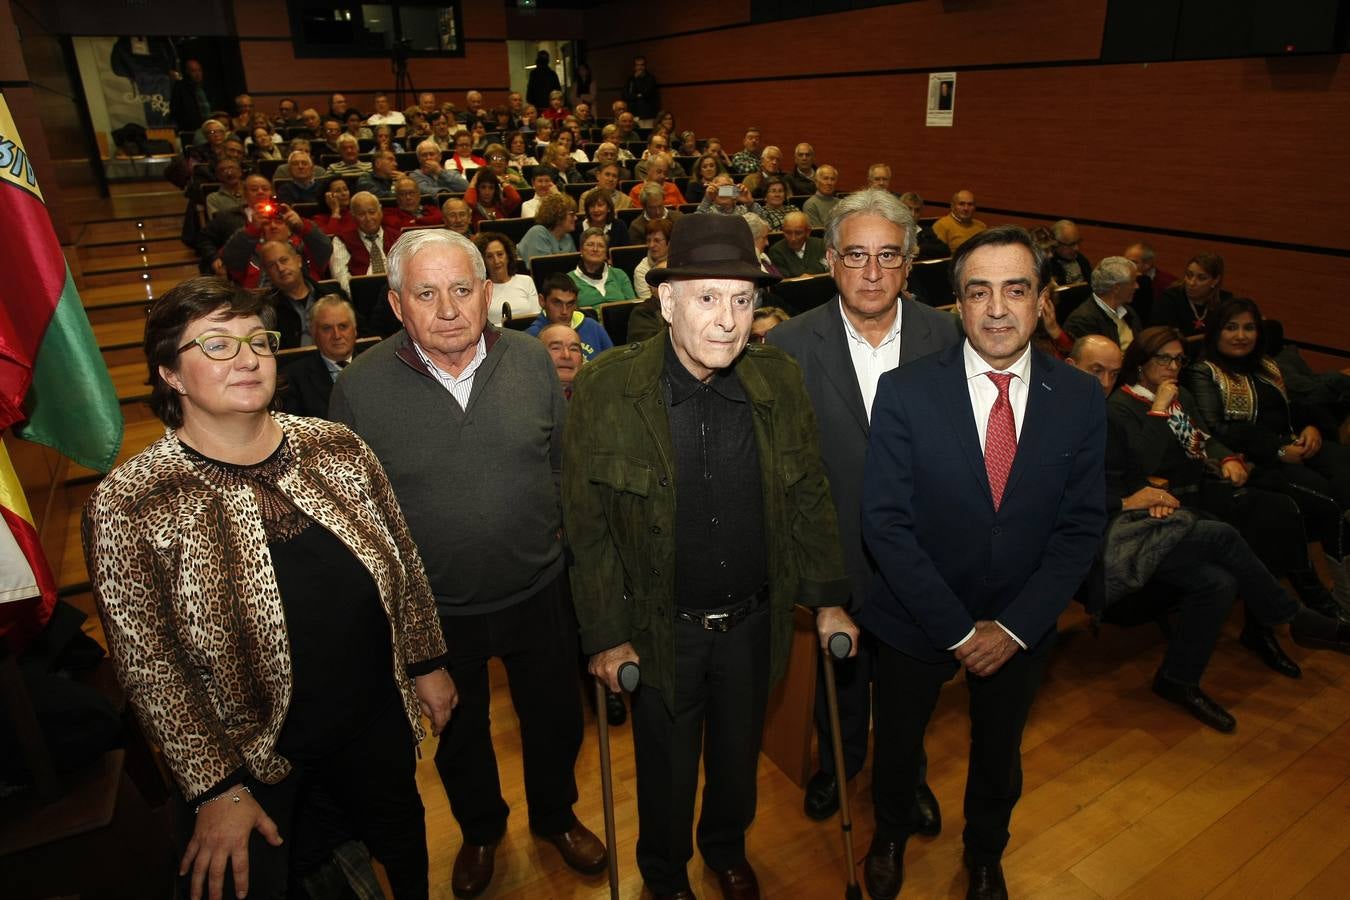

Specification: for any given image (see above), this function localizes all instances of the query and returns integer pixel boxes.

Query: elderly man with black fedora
[563,214,856,900]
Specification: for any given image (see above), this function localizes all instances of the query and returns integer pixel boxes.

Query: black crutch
[822,632,863,900]
[596,660,640,900]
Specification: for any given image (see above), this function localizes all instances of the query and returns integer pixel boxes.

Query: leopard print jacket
[82,413,446,800]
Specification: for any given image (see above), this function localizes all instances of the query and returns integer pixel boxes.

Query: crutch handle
[618,661,641,693]
[827,632,852,660]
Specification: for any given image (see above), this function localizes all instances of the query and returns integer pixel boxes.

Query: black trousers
[434,572,584,845]
[1149,519,1300,684]
[173,697,429,899]
[871,633,1054,864]
[630,602,771,894]
[811,632,930,786]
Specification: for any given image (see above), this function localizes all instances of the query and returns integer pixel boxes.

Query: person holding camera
[220,194,333,293]
[694,174,766,219]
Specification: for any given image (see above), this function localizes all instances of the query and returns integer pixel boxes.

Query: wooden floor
[53,182,1350,899]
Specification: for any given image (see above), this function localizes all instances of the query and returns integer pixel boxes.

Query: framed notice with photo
[926,72,956,127]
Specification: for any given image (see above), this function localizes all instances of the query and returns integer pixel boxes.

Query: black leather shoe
[863,838,904,900]
[451,842,497,898]
[606,690,628,726]
[1289,572,1350,625]
[964,852,1008,900]
[1290,617,1350,655]
[803,769,838,821]
[540,823,608,875]
[1240,623,1302,678]
[713,860,760,900]
[1152,672,1236,733]
[914,781,942,837]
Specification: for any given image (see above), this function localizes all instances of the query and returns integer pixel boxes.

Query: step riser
[87,304,150,325]
[79,241,193,263]
[102,346,145,368]
[78,218,183,244]
[81,266,198,289]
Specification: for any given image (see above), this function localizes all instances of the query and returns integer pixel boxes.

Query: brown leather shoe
[451,842,497,898]
[541,822,608,875]
[713,860,760,900]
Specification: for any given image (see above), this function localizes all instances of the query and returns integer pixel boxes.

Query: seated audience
[319,119,345,157]
[196,174,273,272]
[1064,256,1144,350]
[541,89,571,123]
[354,151,399,199]
[480,142,528,189]
[221,201,333,291]
[867,163,893,191]
[344,110,373,141]
[802,166,840,228]
[634,134,687,180]
[441,197,473,236]
[272,139,326,181]
[1267,320,1350,440]
[538,323,584,399]
[384,177,443,229]
[1070,335,1350,733]
[628,184,684,243]
[283,294,361,419]
[687,152,729,201]
[593,163,633,211]
[366,92,405,127]
[931,189,987,252]
[592,140,633,177]
[313,177,353,236]
[410,139,469,196]
[465,168,522,228]
[521,166,560,219]
[1048,219,1092,285]
[740,145,783,198]
[372,125,404,154]
[474,232,540,325]
[1149,251,1232,348]
[328,191,399,292]
[205,159,245,219]
[767,211,829,278]
[743,213,777,278]
[526,272,614,361]
[327,134,372,180]
[1123,241,1175,322]
[626,153,686,208]
[695,174,765,218]
[785,143,817,197]
[569,228,637,308]
[507,131,539,171]
[632,217,672,301]
[730,126,763,175]
[518,191,579,263]
[448,129,486,175]
[577,188,630,248]
[249,126,283,162]
[899,191,951,260]
[759,177,800,230]
[257,240,327,348]
[275,151,324,206]
[751,306,790,342]
[1184,298,1350,614]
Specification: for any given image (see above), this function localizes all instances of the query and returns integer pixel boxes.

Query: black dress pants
[871,633,1054,864]
[434,572,584,845]
[173,697,429,899]
[630,602,771,894]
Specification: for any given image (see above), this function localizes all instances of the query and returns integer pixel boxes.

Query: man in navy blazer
[860,225,1106,900]
[767,189,961,828]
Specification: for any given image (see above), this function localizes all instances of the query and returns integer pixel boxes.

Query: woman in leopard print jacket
[82,276,455,900]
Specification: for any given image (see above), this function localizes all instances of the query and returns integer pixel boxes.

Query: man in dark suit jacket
[768,190,961,830]
[283,295,359,418]
[1048,218,1092,285]
[1063,255,1143,351]
[766,211,828,278]
[860,226,1106,900]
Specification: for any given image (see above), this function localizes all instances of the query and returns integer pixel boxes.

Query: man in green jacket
[562,214,856,900]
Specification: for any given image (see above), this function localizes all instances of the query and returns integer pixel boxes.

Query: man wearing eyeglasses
[767,189,960,838]
[1048,219,1093,286]
[1063,256,1143,351]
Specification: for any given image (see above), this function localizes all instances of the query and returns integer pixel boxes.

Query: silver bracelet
[195,784,251,815]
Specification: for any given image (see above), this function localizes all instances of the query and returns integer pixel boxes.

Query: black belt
[674,590,766,633]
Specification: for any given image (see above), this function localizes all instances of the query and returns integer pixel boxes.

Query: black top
[663,337,767,609]
[182,438,399,761]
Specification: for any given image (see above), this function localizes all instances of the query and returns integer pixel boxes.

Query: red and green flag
[0,93,123,648]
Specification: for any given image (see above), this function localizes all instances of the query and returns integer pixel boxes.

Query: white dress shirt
[952,338,1034,651]
[412,335,487,410]
[328,227,387,293]
[839,299,902,421]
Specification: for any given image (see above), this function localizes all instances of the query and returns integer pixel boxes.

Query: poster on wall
[926,72,956,127]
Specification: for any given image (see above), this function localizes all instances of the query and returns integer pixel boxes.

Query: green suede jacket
[562,334,849,713]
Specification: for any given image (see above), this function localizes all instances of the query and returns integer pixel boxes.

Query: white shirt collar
[962,339,1032,384]
[1093,293,1126,319]
[838,299,902,349]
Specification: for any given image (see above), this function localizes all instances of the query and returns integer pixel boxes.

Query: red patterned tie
[985,373,1017,510]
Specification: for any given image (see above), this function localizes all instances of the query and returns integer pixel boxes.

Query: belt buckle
[702,611,734,632]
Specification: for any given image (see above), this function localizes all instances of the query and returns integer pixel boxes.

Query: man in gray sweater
[329,229,606,898]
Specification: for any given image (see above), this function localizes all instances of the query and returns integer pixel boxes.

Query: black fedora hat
[646,214,781,288]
